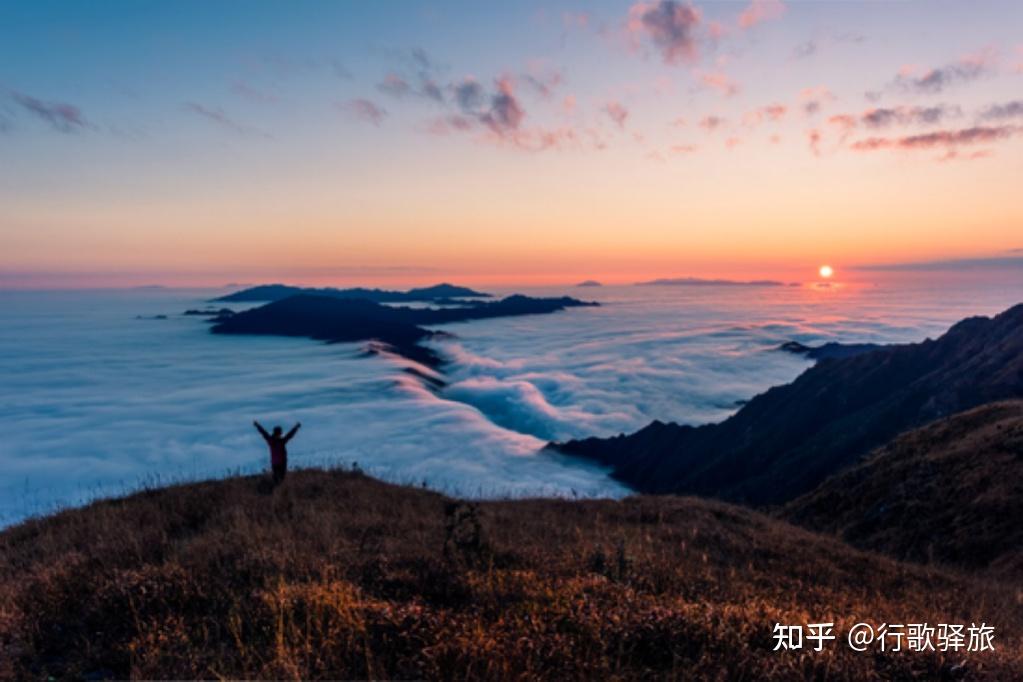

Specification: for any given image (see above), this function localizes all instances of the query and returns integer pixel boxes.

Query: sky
[1,0,1022,287]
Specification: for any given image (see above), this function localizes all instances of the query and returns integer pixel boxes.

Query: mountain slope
[782,401,1023,576]
[553,303,1023,505]
[2,470,1020,679]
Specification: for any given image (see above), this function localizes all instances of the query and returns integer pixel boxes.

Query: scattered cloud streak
[792,40,816,60]
[892,50,997,94]
[800,86,835,116]
[860,104,961,128]
[184,102,266,136]
[850,124,1020,153]
[10,91,88,132]
[377,73,412,97]
[342,98,388,126]
[978,100,1023,121]
[743,103,786,126]
[231,82,278,104]
[430,75,588,152]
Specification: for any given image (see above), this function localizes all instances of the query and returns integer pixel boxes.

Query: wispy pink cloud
[743,103,786,126]
[799,85,835,115]
[738,0,785,29]
[604,100,629,128]
[700,71,739,96]
[522,61,565,98]
[827,114,857,138]
[562,11,591,30]
[938,149,992,162]
[807,128,822,156]
[342,98,387,126]
[377,73,412,97]
[699,115,726,131]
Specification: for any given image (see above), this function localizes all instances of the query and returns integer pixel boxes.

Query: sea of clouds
[1,280,1019,525]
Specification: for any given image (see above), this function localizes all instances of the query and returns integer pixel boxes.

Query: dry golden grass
[784,401,1023,577]
[1,468,1021,679]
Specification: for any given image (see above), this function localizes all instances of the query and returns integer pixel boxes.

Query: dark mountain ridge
[552,303,1023,505]
[211,293,597,368]
[215,282,491,303]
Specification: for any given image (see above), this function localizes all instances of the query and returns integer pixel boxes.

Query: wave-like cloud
[7,285,1019,526]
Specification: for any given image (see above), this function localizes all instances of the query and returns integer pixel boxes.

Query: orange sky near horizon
[2,1,1022,288]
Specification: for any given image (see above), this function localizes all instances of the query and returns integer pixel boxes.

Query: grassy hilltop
[2,468,1021,680]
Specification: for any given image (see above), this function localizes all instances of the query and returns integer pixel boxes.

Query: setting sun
[819,265,834,279]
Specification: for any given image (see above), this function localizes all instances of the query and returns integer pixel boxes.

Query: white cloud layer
[1,282,1019,526]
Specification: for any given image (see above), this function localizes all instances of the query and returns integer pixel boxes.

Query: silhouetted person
[254,420,301,484]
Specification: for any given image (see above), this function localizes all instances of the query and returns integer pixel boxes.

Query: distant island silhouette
[575,280,602,287]
[215,282,491,304]
[210,291,597,369]
[635,277,787,287]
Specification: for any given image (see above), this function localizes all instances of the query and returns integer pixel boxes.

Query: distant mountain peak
[214,283,491,303]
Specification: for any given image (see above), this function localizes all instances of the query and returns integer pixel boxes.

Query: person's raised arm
[284,422,302,443]
[253,420,270,441]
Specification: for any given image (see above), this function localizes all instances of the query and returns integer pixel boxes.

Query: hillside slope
[2,470,1021,679]
[783,401,1023,577]
[553,303,1023,505]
